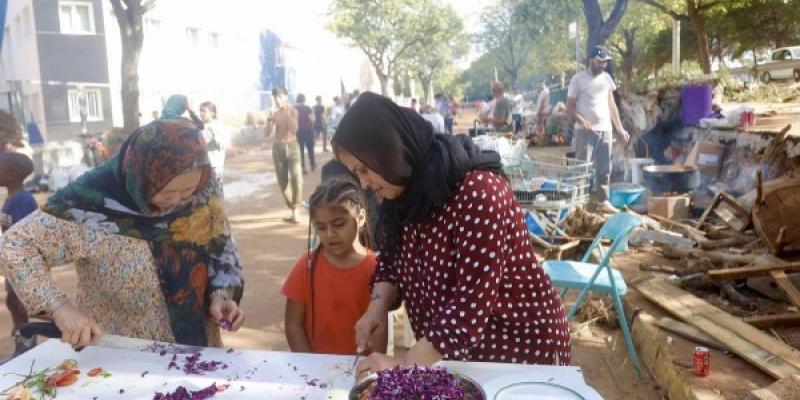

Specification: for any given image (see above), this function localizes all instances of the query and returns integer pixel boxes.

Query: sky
[232,0,494,99]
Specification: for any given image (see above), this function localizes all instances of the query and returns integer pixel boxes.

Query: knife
[19,322,203,353]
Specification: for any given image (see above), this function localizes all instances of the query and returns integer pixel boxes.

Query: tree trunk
[583,0,630,56]
[110,0,147,135]
[621,28,635,91]
[377,73,389,96]
[686,0,711,74]
[420,78,431,105]
[121,43,142,133]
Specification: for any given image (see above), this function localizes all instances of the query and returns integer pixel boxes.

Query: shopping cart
[506,153,593,256]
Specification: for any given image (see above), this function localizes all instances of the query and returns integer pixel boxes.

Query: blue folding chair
[541,212,643,376]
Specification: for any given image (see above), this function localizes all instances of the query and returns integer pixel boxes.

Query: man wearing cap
[567,45,629,212]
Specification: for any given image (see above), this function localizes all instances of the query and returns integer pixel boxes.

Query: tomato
[45,369,80,388]
[87,367,103,377]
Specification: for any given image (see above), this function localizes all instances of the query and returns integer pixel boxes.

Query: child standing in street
[282,176,383,355]
[0,152,39,357]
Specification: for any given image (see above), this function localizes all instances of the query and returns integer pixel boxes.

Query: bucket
[681,84,712,126]
[628,158,655,185]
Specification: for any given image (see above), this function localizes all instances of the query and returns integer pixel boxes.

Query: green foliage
[398,3,468,102]
[726,82,800,103]
[328,0,465,95]
[633,60,705,92]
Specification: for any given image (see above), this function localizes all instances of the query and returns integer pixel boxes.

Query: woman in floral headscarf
[0,119,244,348]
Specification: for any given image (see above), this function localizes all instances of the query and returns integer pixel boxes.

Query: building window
[186,28,200,47]
[208,32,220,49]
[68,89,103,122]
[59,2,95,35]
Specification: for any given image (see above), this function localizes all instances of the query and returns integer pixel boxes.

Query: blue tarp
[27,114,44,146]
[0,0,7,52]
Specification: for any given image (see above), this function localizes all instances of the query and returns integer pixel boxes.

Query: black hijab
[333,92,504,264]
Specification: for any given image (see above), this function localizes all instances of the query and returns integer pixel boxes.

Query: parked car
[759,46,800,83]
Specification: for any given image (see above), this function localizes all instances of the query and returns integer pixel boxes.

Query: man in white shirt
[535,81,551,138]
[567,46,629,211]
[199,101,229,182]
[329,96,346,134]
[421,104,446,134]
[511,91,525,134]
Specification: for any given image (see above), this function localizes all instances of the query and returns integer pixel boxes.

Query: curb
[630,311,726,400]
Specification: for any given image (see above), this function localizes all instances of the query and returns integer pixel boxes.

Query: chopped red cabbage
[364,366,482,400]
[152,382,223,400]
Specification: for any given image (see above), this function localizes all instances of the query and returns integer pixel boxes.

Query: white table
[0,339,597,399]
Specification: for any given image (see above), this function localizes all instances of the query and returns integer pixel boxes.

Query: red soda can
[693,346,710,376]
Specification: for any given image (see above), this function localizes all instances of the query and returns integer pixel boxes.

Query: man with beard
[567,46,629,213]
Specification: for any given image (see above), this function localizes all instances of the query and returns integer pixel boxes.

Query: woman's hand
[355,353,402,381]
[51,303,102,349]
[209,296,245,331]
[354,306,388,354]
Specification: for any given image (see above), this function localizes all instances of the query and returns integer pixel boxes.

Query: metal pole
[672,19,681,74]
[576,23,580,72]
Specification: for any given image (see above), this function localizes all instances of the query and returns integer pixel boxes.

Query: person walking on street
[534,81,551,142]
[511,90,525,135]
[329,96,346,137]
[436,94,454,134]
[199,101,229,182]
[567,46,629,213]
[313,96,329,152]
[266,88,303,223]
[295,94,316,175]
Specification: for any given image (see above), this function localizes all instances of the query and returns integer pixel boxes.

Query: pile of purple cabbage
[355,366,483,400]
[152,382,226,400]
[168,352,228,375]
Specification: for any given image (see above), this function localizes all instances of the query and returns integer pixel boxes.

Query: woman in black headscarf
[333,92,571,378]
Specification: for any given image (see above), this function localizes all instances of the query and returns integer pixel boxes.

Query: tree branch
[698,0,722,12]
[636,0,685,20]
[108,0,128,29]
[602,0,629,36]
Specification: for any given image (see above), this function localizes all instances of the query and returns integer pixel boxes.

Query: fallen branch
[719,282,756,310]
[660,246,758,265]
[639,264,680,274]
[698,235,759,251]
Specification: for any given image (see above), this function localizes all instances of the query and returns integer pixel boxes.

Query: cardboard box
[685,141,725,179]
[648,194,690,220]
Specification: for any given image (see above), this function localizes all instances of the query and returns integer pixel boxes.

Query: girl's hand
[355,353,402,381]
[52,302,102,349]
[209,296,245,331]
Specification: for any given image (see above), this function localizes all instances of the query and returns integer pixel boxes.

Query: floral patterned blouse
[0,210,222,346]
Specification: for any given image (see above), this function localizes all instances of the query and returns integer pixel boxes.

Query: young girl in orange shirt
[282,176,383,355]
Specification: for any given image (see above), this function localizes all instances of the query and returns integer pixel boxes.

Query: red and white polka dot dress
[376,170,571,365]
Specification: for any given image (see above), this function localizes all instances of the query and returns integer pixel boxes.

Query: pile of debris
[621,175,800,382]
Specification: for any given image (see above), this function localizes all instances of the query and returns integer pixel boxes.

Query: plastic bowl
[609,183,645,208]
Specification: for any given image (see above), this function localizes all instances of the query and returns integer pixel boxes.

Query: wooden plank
[655,317,729,351]
[719,191,752,221]
[635,278,800,379]
[708,263,800,281]
[697,194,721,227]
[745,313,800,329]
[771,270,800,309]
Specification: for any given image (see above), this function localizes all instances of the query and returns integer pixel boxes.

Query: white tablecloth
[0,339,595,399]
